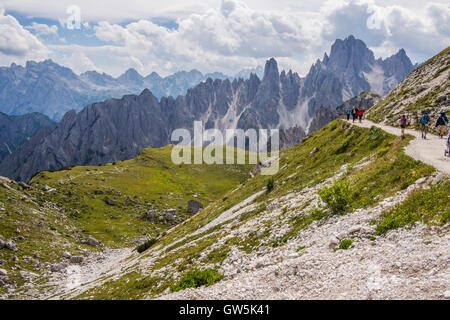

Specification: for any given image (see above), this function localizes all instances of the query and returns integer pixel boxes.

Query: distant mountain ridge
[0,112,55,163]
[0,61,259,121]
[0,35,418,182]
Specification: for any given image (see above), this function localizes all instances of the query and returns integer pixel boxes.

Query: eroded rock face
[188,200,204,214]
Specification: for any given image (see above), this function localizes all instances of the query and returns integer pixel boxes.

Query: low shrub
[170,269,224,292]
[339,239,353,250]
[136,238,157,253]
[319,179,352,215]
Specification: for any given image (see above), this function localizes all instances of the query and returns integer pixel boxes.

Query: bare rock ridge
[0,36,416,182]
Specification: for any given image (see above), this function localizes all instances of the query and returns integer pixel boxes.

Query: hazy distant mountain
[0,112,55,162]
[0,61,242,121]
[0,36,417,182]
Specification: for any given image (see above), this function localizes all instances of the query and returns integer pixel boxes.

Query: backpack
[421,114,429,124]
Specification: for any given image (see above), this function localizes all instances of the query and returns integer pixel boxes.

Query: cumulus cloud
[0,9,48,64]
[90,0,325,76]
[322,0,450,61]
[26,22,58,36]
[1,0,449,76]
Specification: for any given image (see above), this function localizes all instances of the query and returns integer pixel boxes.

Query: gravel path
[348,119,450,174]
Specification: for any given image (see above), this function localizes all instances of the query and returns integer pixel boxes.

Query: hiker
[399,114,407,136]
[358,108,365,123]
[345,108,352,121]
[420,111,430,139]
[351,106,359,123]
[445,126,450,157]
[435,111,449,138]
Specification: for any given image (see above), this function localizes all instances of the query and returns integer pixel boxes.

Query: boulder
[0,239,5,249]
[432,173,445,185]
[70,256,84,264]
[415,177,427,185]
[146,210,158,221]
[436,94,447,104]
[165,212,175,222]
[104,198,116,206]
[85,236,101,247]
[5,240,17,252]
[187,200,204,214]
[50,263,68,273]
[414,84,428,94]
[0,268,7,276]
[310,147,319,155]
[62,252,72,259]
[329,236,340,249]
[18,182,32,190]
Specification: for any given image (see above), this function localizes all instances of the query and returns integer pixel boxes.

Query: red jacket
[358,109,364,116]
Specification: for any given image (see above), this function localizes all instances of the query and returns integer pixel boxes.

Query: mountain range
[0,61,264,121]
[0,35,417,182]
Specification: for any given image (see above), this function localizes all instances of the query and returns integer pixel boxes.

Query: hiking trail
[348,119,450,174]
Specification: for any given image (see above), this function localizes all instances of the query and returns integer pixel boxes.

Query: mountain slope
[0,146,250,299]
[0,112,55,162]
[28,119,447,300]
[368,46,449,127]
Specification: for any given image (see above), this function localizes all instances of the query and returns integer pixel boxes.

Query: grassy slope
[29,146,251,246]
[1,146,250,297]
[76,120,446,300]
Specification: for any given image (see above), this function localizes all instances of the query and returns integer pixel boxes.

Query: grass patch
[339,239,353,250]
[376,180,450,235]
[170,269,224,293]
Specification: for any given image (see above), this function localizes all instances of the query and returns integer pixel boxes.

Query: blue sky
[0,0,449,77]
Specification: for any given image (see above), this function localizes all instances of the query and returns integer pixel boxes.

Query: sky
[0,0,449,77]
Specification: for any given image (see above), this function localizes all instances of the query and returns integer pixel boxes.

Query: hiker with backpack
[421,111,430,139]
[358,108,365,123]
[345,108,352,121]
[435,111,449,138]
[398,114,407,136]
[351,106,359,123]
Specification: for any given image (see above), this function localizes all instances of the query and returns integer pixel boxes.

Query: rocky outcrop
[188,200,204,214]
[308,91,381,135]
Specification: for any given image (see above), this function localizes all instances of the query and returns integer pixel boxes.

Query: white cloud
[89,0,325,76]
[321,0,450,62]
[26,22,58,36]
[1,0,449,76]
[0,9,48,65]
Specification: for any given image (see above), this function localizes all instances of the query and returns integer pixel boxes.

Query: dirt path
[348,119,450,174]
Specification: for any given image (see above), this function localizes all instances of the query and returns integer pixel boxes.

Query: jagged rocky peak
[118,68,144,84]
[263,58,280,82]
[327,34,375,71]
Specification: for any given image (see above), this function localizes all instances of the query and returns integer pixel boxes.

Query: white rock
[0,268,7,276]
[415,177,427,185]
[432,174,445,185]
[444,290,450,299]
[62,252,72,259]
[329,236,340,249]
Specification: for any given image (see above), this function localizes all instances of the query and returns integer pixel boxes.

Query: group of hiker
[415,110,448,140]
[343,106,449,157]
[345,106,365,123]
